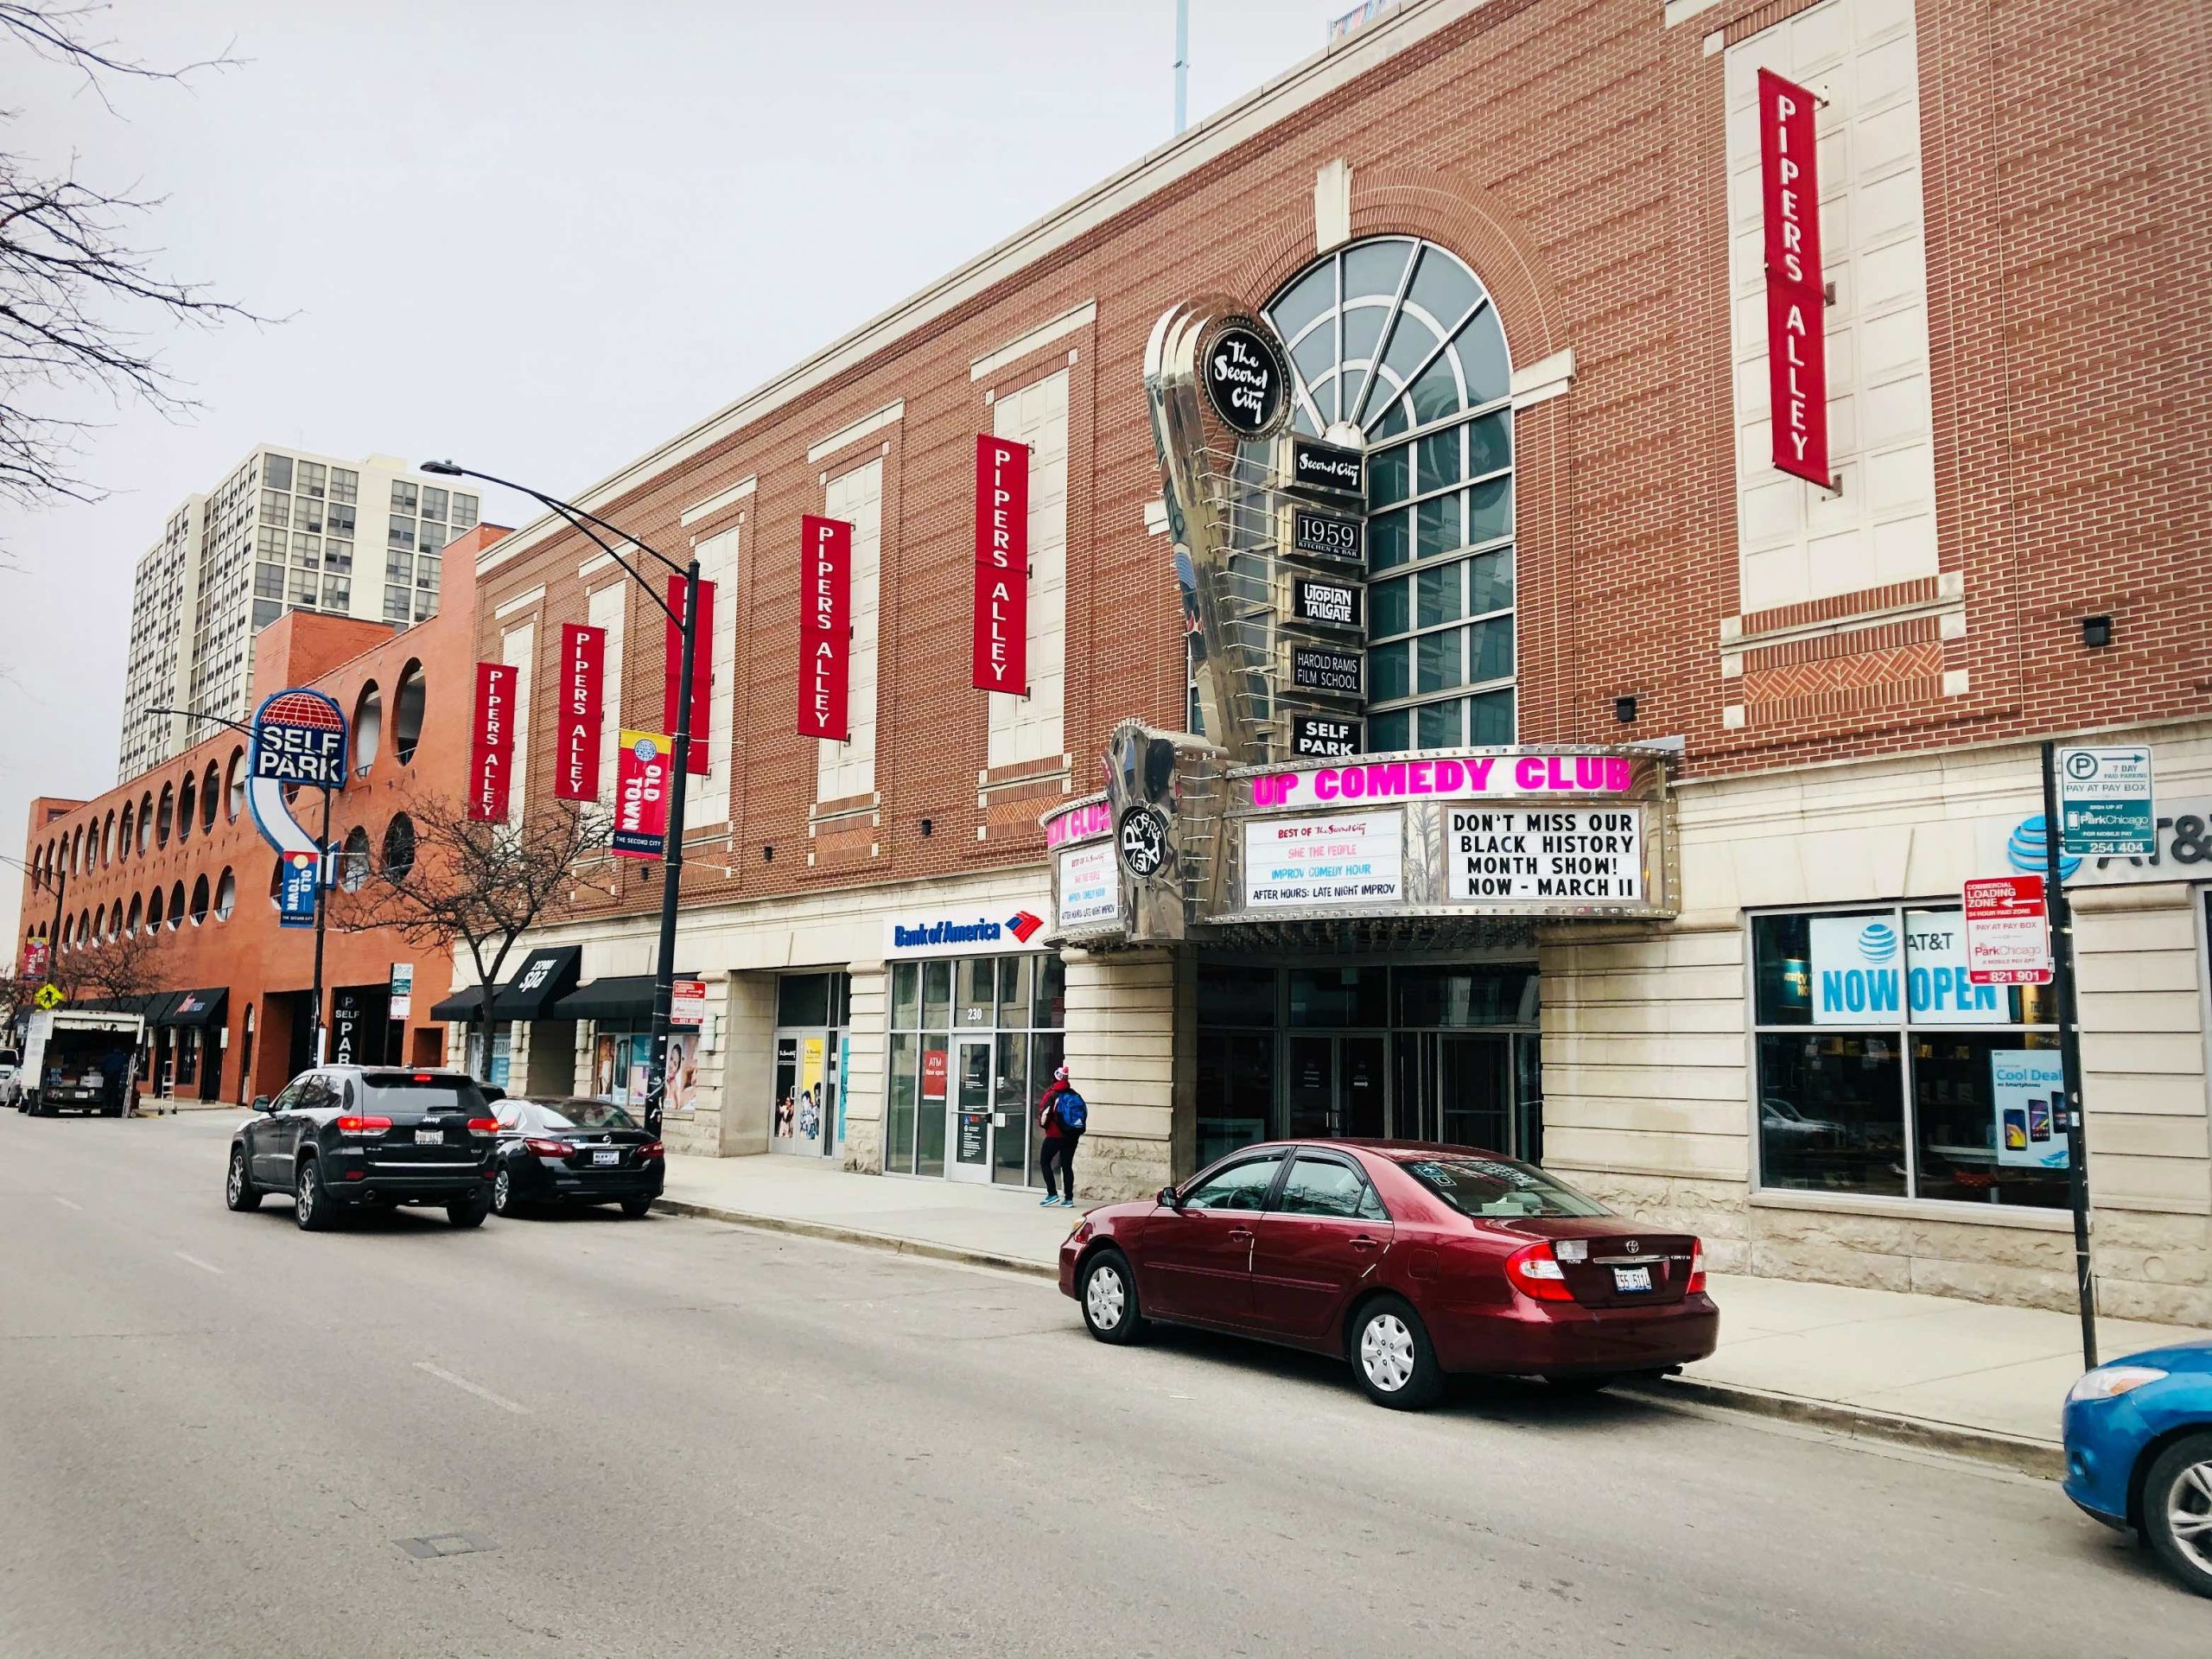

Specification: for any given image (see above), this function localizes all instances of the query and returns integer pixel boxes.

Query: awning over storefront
[75,992,166,1018]
[428,946,582,1021]
[156,988,228,1028]
[550,971,699,1026]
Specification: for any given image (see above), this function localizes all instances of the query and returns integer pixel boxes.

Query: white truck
[16,1010,144,1117]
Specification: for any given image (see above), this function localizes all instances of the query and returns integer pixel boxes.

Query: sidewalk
[658,1153,2208,1471]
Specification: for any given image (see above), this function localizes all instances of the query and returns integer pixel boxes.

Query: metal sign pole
[2040,739,2097,1370]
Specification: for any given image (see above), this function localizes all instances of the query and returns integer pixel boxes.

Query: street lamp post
[421,461,699,1140]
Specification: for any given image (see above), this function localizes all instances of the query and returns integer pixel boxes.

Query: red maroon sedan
[1058,1140,1718,1409]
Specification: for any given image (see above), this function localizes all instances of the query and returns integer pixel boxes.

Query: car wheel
[225,1147,262,1212]
[293,1159,336,1231]
[447,1192,491,1229]
[2143,1430,2212,1599]
[620,1194,654,1219]
[491,1166,519,1217]
[1079,1249,1146,1344]
[1351,1296,1443,1410]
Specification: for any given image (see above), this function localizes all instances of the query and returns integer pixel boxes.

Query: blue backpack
[1055,1090,1088,1133]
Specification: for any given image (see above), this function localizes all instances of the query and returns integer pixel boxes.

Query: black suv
[226,1067,499,1230]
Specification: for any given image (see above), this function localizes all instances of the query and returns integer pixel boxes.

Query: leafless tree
[2,3,262,515]
[62,923,165,1001]
[334,793,609,1079]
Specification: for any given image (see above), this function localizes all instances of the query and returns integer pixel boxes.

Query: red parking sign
[1963,875,2053,986]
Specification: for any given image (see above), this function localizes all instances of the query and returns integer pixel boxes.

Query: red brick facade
[474,1,2209,926]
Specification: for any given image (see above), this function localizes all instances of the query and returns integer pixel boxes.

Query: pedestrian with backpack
[1037,1065,1087,1207]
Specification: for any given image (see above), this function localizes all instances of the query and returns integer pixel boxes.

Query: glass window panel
[1294,329,1340,401]
[1369,508,1411,573]
[1395,966,1537,1027]
[254,562,283,598]
[296,498,325,533]
[1370,575,1411,639]
[1417,699,1462,749]
[1407,354,1465,424]
[1027,1031,1065,1187]
[1340,303,1385,370]
[328,503,357,535]
[253,599,280,628]
[414,593,434,621]
[777,973,830,1027]
[296,461,326,498]
[1380,308,1442,390]
[1913,1032,2065,1209]
[1756,1031,1907,1197]
[1468,548,1514,615]
[1415,563,1460,628]
[325,542,352,573]
[261,489,290,526]
[1370,400,1411,440]
[1288,967,1387,1027]
[262,454,293,490]
[421,486,448,520]
[1197,963,1275,1027]
[1415,627,1463,694]
[1406,247,1479,339]
[1468,616,1513,683]
[1415,495,1460,560]
[956,957,995,1028]
[918,959,953,1030]
[1367,444,1413,509]
[1198,1031,1275,1166]
[1753,914,1815,1026]
[1418,429,1464,492]
[892,963,918,1029]
[1369,708,1409,753]
[1466,475,1512,543]
[1454,307,1511,405]
[1370,639,1410,702]
[1268,262,1336,350]
[451,493,479,530]
[917,1037,947,1177]
[996,955,1029,1029]
[388,518,416,551]
[1343,237,1413,302]
[292,532,321,559]
[887,1033,918,1173]
[992,1032,1029,1185]
[321,577,349,609]
[1466,410,1511,477]
[382,591,410,623]
[330,467,358,504]
[1903,907,2018,1026]
[391,480,417,513]
[1032,953,1065,1028]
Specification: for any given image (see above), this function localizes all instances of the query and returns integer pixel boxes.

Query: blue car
[2063,1337,2212,1597]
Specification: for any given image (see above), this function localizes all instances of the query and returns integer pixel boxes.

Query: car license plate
[592,1149,620,1166]
[414,1128,442,1145]
[1612,1266,1653,1293]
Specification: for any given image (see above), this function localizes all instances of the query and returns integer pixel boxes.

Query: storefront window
[887,953,1065,1186]
[1752,906,2063,1207]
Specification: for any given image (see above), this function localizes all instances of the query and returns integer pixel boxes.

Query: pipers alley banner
[556,623,606,802]
[468,663,518,822]
[664,575,715,775]
[973,434,1028,695]
[798,513,851,741]
[1758,67,1831,488]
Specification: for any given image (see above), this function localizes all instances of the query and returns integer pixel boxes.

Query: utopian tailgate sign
[1447,807,1643,902]
[1758,67,1831,487]
[1244,811,1402,908]
[798,514,851,741]
[973,435,1029,695]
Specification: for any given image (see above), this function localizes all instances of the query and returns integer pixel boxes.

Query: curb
[652,1196,2063,1478]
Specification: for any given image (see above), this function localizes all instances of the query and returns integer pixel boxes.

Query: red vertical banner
[611,729,673,859]
[1758,67,1831,488]
[662,575,715,775]
[972,434,1029,695]
[555,623,605,801]
[798,514,851,741]
[468,662,518,822]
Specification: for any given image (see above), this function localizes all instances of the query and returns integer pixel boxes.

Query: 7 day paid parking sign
[2056,746,2154,856]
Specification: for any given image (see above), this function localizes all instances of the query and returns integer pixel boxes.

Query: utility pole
[2039,740,2097,1370]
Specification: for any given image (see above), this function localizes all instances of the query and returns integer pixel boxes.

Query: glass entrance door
[1284,1034,1388,1140]
[948,1036,994,1183]
[1393,1032,1518,1154]
[772,1029,836,1156]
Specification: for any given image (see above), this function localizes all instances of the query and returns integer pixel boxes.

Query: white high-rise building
[117,447,480,779]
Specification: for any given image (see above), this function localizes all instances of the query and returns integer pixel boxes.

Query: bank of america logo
[1857,922,1897,964]
[1005,910,1043,944]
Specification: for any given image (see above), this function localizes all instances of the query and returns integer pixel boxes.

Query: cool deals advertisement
[1991,1048,2067,1170]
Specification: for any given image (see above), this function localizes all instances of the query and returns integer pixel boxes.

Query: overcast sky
[0,0,1352,927]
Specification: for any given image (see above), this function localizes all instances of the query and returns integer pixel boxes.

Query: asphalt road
[0,1110,2200,1659]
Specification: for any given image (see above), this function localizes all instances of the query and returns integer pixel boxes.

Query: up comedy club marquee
[1045,744,1678,943]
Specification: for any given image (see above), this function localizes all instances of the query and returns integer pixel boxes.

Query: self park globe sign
[246,687,349,879]
[1200,316,1291,438]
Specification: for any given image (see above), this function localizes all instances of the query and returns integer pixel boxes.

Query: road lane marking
[53,1196,82,1211]
[413,1360,531,1415]
[173,1251,224,1275]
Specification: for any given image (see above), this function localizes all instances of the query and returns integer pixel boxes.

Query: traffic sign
[1963,874,2053,986]
[34,982,65,1011]
[2055,746,2154,857]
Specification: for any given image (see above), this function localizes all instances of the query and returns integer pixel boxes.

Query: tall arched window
[119,802,134,861]
[137,791,152,854]
[177,772,197,842]
[156,783,175,847]
[225,747,245,820]
[126,893,143,935]
[214,867,236,921]
[167,880,185,930]
[1265,236,1516,751]
[353,681,384,773]
[382,813,416,882]
[339,824,372,892]
[201,762,220,832]
[391,660,426,764]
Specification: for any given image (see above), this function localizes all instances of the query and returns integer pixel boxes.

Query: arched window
[70,824,84,874]
[1265,236,1516,752]
[156,783,175,847]
[189,874,211,925]
[225,747,245,820]
[214,867,236,921]
[392,659,426,764]
[201,763,219,832]
[167,880,186,930]
[268,858,284,908]
[382,813,416,882]
[353,680,384,773]
[102,810,116,867]
[177,772,197,842]
[60,913,73,950]
[90,903,105,941]
[119,803,134,861]
[146,887,164,931]
[339,824,372,891]
[126,893,143,935]
[137,792,153,854]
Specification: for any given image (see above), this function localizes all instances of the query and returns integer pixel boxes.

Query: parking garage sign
[2056,746,2154,856]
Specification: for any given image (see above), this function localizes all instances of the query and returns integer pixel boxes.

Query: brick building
[15,526,505,1105]
[456,0,2209,1318]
